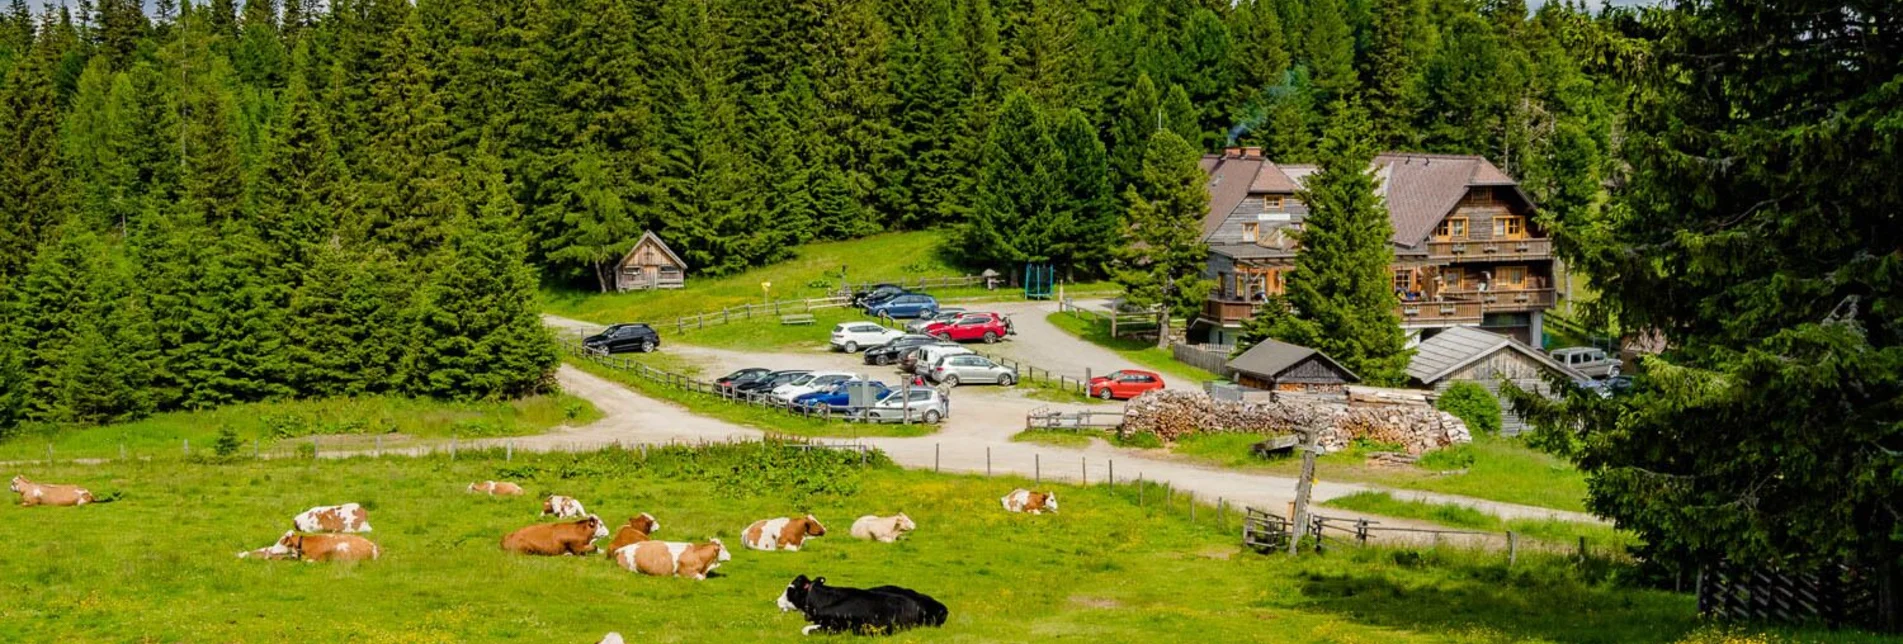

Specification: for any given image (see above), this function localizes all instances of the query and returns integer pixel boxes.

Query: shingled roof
[1200,155,1263,241]
[1228,339,1360,383]
[1406,326,1581,385]
[1200,152,1528,249]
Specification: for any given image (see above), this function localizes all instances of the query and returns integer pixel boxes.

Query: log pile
[1122,389,1470,455]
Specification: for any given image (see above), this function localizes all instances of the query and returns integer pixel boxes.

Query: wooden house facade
[1226,339,1360,393]
[1406,326,1584,435]
[614,231,688,292]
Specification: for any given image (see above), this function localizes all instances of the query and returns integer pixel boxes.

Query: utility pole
[1288,422,1321,556]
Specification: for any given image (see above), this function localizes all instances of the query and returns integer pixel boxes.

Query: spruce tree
[544,147,637,292]
[5,225,104,422]
[1365,0,1425,148]
[357,12,461,255]
[884,0,965,229]
[961,90,1062,270]
[1303,0,1358,105]
[288,241,408,397]
[1113,129,1212,349]
[1109,73,1161,189]
[1161,83,1200,150]
[233,0,285,88]
[252,40,347,271]
[0,34,71,281]
[1050,108,1118,277]
[1244,99,1409,384]
[1228,0,1290,118]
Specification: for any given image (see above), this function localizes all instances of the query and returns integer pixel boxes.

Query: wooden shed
[1406,326,1585,435]
[1226,339,1359,393]
[614,231,687,292]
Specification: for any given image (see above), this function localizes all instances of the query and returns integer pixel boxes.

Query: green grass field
[4,446,1866,643]
[1043,311,1217,385]
[0,394,600,462]
[565,357,936,439]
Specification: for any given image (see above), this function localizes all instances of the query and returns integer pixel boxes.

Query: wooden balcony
[1395,288,1557,325]
[1438,288,1556,312]
[1426,238,1553,263]
[1396,300,1483,324]
[1202,298,1265,325]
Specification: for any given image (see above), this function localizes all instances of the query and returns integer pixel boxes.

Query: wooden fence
[966,348,1096,398]
[1024,406,1127,433]
[1057,298,1160,340]
[838,275,989,295]
[1171,343,1232,377]
[671,296,853,335]
[1698,561,1895,632]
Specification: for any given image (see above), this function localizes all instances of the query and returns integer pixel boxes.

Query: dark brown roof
[1226,339,1360,382]
[1200,155,1264,238]
[1203,152,1526,249]
[1249,160,1301,193]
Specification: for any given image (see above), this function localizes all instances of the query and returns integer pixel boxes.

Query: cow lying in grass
[776,575,948,636]
[467,481,524,496]
[542,495,587,518]
[10,475,101,507]
[849,514,916,543]
[293,503,372,533]
[743,514,826,552]
[1000,489,1058,514]
[605,513,660,556]
[240,530,380,562]
[613,538,731,580]
[502,515,608,556]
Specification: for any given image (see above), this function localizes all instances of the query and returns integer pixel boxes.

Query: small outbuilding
[614,231,687,292]
[1226,339,1360,393]
[1407,326,1584,435]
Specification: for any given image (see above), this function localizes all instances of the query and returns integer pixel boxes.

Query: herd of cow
[12,471,1059,637]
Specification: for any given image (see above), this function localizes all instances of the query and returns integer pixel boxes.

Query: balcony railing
[1437,288,1556,312]
[1426,238,1553,263]
[1396,300,1484,324]
[1395,288,1557,324]
[1203,297,1264,325]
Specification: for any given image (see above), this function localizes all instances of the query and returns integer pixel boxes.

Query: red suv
[1088,369,1165,400]
[925,315,1010,343]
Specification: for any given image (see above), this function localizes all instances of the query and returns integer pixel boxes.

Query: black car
[715,368,774,392]
[733,369,811,396]
[854,284,907,309]
[862,334,947,366]
[583,323,661,354]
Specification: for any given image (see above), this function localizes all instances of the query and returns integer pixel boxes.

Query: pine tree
[233,0,285,88]
[252,40,348,267]
[1161,83,1200,150]
[5,224,105,422]
[175,33,247,226]
[1109,73,1161,189]
[1113,129,1212,349]
[883,0,966,229]
[1245,99,1409,384]
[357,12,461,254]
[1050,108,1117,277]
[1228,0,1290,120]
[63,58,138,231]
[93,0,146,71]
[1177,8,1233,139]
[752,73,820,244]
[0,33,72,281]
[1303,0,1358,105]
[288,241,408,397]
[960,91,1062,270]
[544,147,637,292]
[1365,0,1425,148]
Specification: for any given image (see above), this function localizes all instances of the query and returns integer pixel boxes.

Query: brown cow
[613,538,731,580]
[741,514,827,552]
[604,513,660,556]
[10,475,97,507]
[468,481,525,496]
[241,530,380,562]
[1001,488,1058,514]
[292,503,372,533]
[501,515,609,556]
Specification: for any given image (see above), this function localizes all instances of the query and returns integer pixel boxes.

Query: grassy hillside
[0,446,1856,643]
[0,395,599,462]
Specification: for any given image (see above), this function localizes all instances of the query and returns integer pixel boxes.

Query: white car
[908,345,975,375]
[770,371,857,404]
[861,388,949,424]
[830,322,904,353]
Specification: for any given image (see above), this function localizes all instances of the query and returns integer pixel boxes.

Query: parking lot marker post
[935,444,940,473]
[986,447,991,476]
[1081,456,1086,485]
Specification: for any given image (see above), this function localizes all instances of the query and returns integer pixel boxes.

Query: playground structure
[1023,263,1055,300]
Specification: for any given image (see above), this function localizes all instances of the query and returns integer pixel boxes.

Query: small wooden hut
[614,231,688,292]
[1226,339,1360,393]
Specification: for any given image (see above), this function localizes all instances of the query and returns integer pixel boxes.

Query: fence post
[935,443,940,473]
[312,436,320,459]
[1108,459,1114,487]
[986,447,991,477]
[1577,536,1587,560]
[1218,498,1225,529]
[183,439,189,456]
[1191,495,1197,522]
[375,435,383,457]
[1138,474,1144,506]
[1081,456,1086,485]
[450,436,458,460]
[1508,531,1519,567]
[1035,454,1040,485]
[46,444,52,464]
[507,441,514,461]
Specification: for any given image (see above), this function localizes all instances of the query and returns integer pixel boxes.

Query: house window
[1392,269,1412,294]
[1242,222,1259,243]
[1442,270,1463,291]
[1265,196,1284,209]
[1493,216,1525,239]
[1499,266,1526,288]
[1435,217,1468,240]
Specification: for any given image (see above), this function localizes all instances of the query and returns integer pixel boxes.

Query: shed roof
[1227,339,1360,382]
[617,230,687,270]
[1406,326,1583,384]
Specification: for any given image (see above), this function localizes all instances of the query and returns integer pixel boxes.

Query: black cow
[776,575,948,636]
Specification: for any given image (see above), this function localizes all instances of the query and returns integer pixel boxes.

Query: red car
[925,315,1010,343]
[1088,370,1165,400]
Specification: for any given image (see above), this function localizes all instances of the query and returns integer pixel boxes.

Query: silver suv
[861,388,949,423]
[926,354,1017,386]
[1551,347,1621,379]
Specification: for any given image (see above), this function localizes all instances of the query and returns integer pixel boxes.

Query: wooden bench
[780,313,817,326]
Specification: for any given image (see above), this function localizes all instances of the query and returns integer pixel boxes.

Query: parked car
[908,345,975,374]
[715,368,774,392]
[793,380,892,410]
[830,322,904,353]
[862,335,947,366]
[927,354,1017,386]
[582,323,661,354]
[771,371,858,404]
[924,315,1010,343]
[852,283,905,308]
[867,294,939,319]
[1088,369,1166,400]
[1552,346,1621,378]
[733,369,809,397]
[1579,375,1633,398]
[903,308,969,334]
[861,388,949,423]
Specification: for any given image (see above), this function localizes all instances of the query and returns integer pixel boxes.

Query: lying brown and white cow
[742,514,827,552]
[613,538,731,580]
[542,495,587,518]
[10,475,98,507]
[467,480,525,496]
[604,513,660,556]
[1000,489,1058,514]
[501,515,608,556]
[292,503,373,533]
[849,513,917,543]
[240,530,380,562]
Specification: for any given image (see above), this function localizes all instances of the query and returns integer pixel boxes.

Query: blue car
[793,381,892,410]
[867,294,939,319]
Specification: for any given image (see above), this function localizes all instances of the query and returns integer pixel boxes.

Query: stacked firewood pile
[1122,389,1470,454]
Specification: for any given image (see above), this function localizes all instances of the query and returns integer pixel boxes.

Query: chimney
[1223,146,1243,159]
[1241,146,1262,159]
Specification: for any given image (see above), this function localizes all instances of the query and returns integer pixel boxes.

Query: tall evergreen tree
[1050,108,1117,277]
[1161,83,1200,150]
[960,91,1062,270]
[883,0,966,229]
[545,147,637,292]
[357,12,460,254]
[1228,0,1290,128]
[1113,129,1212,349]
[1303,0,1358,105]
[1242,99,1409,384]
[252,40,348,269]
[233,0,284,88]
[1364,0,1425,148]
[0,33,71,281]
[1109,72,1162,191]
